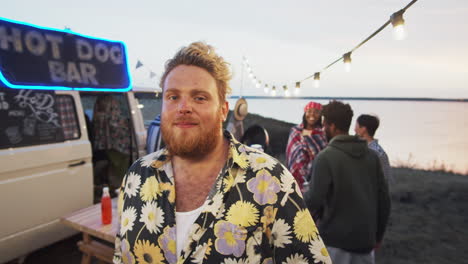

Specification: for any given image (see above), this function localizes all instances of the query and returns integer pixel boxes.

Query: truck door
[0,88,93,263]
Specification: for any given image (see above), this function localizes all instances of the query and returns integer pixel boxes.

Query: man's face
[161,65,228,158]
[354,123,366,138]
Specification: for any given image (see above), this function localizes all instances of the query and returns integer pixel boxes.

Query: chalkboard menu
[0,86,65,149]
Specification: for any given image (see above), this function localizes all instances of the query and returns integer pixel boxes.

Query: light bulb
[255,82,260,88]
[294,87,300,95]
[343,52,352,73]
[313,73,320,88]
[393,24,406,40]
[314,79,320,88]
[391,10,406,41]
[264,87,269,94]
[344,62,351,73]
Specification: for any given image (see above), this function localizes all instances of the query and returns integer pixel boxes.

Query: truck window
[134,92,162,128]
[0,87,80,149]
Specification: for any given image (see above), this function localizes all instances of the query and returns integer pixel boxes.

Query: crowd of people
[113,41,393,264]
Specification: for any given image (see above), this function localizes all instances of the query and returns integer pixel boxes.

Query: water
[228,98,468,174]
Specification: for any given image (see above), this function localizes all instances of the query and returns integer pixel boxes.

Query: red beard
[161,113,223,159]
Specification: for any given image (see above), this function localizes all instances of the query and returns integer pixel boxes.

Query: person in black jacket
[304,100,391,264]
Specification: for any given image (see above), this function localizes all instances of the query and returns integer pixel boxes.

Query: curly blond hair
[159,41,232,103]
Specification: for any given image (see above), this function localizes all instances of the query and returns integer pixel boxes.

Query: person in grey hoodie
[304,100,391,264]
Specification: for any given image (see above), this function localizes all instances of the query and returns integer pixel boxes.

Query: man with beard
[114,42,331,264]
[304,100,391,264]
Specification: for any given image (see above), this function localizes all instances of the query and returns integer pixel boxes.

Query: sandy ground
[375,168,468,264]
[9,167,467,264]
[8,113,468,263]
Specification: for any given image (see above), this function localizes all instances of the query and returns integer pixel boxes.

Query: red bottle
[101,187,112,225]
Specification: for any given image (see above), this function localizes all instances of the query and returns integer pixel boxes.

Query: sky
[2,0,468,99]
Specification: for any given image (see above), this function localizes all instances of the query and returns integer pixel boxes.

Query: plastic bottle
[101,187,112,225]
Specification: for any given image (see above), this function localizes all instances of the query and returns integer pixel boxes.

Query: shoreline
[241,111,467,176]
[230,96,468,103]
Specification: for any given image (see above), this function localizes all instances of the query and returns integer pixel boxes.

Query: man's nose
[178,98,192,114]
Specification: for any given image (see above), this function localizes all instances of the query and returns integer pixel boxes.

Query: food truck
[0,17,161,262]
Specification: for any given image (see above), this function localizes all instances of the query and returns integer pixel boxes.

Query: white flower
[280,171,295,206]
[249,152,276,172]
[216,203,226,219]
[191,239,212,264]
[246,227,263,264]
[163,161,174,178]
[140,201,164,234]
[222,258,247,264]
[203,192,224,216]
[271,218,292,248]
[139,152,158,167]
[180,224,207,260]
[120,206,137,236]
[124,172,141,198]
[282,253,309,264]
[309,236,332,264]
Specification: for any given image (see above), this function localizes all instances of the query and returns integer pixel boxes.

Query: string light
[283,85,290,97]
[391,9,406,40]
[295,82,301,95]
[313,72,320,88]
[240,0,418,96]
[264,84,270,94]
[343,52,352,72]
[256,80,261,88]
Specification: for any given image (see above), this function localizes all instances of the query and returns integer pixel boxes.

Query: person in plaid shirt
[286,101,327,192]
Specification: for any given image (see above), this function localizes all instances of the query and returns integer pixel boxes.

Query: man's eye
[167,95,177,100]
[195,96,206,101]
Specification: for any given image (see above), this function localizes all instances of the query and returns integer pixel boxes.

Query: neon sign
[0,17,132,91]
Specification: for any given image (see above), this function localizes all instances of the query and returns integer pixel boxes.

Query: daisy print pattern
[124,172,141,198]
[120,206,137,236]
[114,131,331,264]
[140,201,164,234]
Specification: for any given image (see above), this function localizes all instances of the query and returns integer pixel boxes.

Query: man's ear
[221,101,229,121]
[329,123,337,134]
[362,126,369,136]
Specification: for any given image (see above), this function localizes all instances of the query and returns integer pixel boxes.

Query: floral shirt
[114,131,331,264]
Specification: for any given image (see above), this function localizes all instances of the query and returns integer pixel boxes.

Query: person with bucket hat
[286,101,328,192]
[226,97,248,140]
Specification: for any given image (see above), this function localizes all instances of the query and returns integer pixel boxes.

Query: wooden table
[61,198,118,264]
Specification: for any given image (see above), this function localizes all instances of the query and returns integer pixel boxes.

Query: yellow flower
[260,206,278,229]
[223,173,236,192]
[293,209,318,243]
[160,182,175,204]
[134,240,164,264]
[140,176,160,202]
[226,201,259,227]
[231,147,249,169]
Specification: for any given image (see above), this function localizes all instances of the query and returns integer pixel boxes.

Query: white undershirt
[176,206,204,257]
